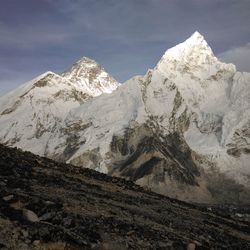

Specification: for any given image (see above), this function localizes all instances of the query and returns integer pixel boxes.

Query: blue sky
[0,0,250,95]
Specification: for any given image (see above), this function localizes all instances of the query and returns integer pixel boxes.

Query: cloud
[0,0,250,95]
[218,43,250,73]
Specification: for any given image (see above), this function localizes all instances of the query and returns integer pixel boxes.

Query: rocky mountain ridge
[0,143,250,249]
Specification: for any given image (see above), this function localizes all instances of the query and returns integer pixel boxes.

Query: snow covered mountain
[1,32,250,204]
[0,58,119,156]
[62,57,118,96]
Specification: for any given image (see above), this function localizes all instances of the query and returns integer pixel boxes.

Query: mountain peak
[183,31,211,50]
[157,31,216,71]
[75,57,99,67]
[164,31,213,59]
[61,57,119,97]
[188,31,205,43]
[61,57,101,77]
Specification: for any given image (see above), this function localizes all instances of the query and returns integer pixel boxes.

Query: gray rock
[21,229,29,238]
[187,242,196,250]
[39,212,55,221]
[3,195,14,201]
[33,240,40,246]
[22,209,40,223]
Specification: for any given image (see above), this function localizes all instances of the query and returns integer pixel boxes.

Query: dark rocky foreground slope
[0,144,249,250]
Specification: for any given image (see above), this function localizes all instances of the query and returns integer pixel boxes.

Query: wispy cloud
[219,43,250,73]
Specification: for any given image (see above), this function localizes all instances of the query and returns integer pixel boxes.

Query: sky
[0,0,250,95]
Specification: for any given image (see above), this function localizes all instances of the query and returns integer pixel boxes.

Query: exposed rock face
[0,32,250,204]
[0,144,250,249]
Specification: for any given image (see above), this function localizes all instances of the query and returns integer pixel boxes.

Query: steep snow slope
[0,59,119,156]
[52,32,250,204]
